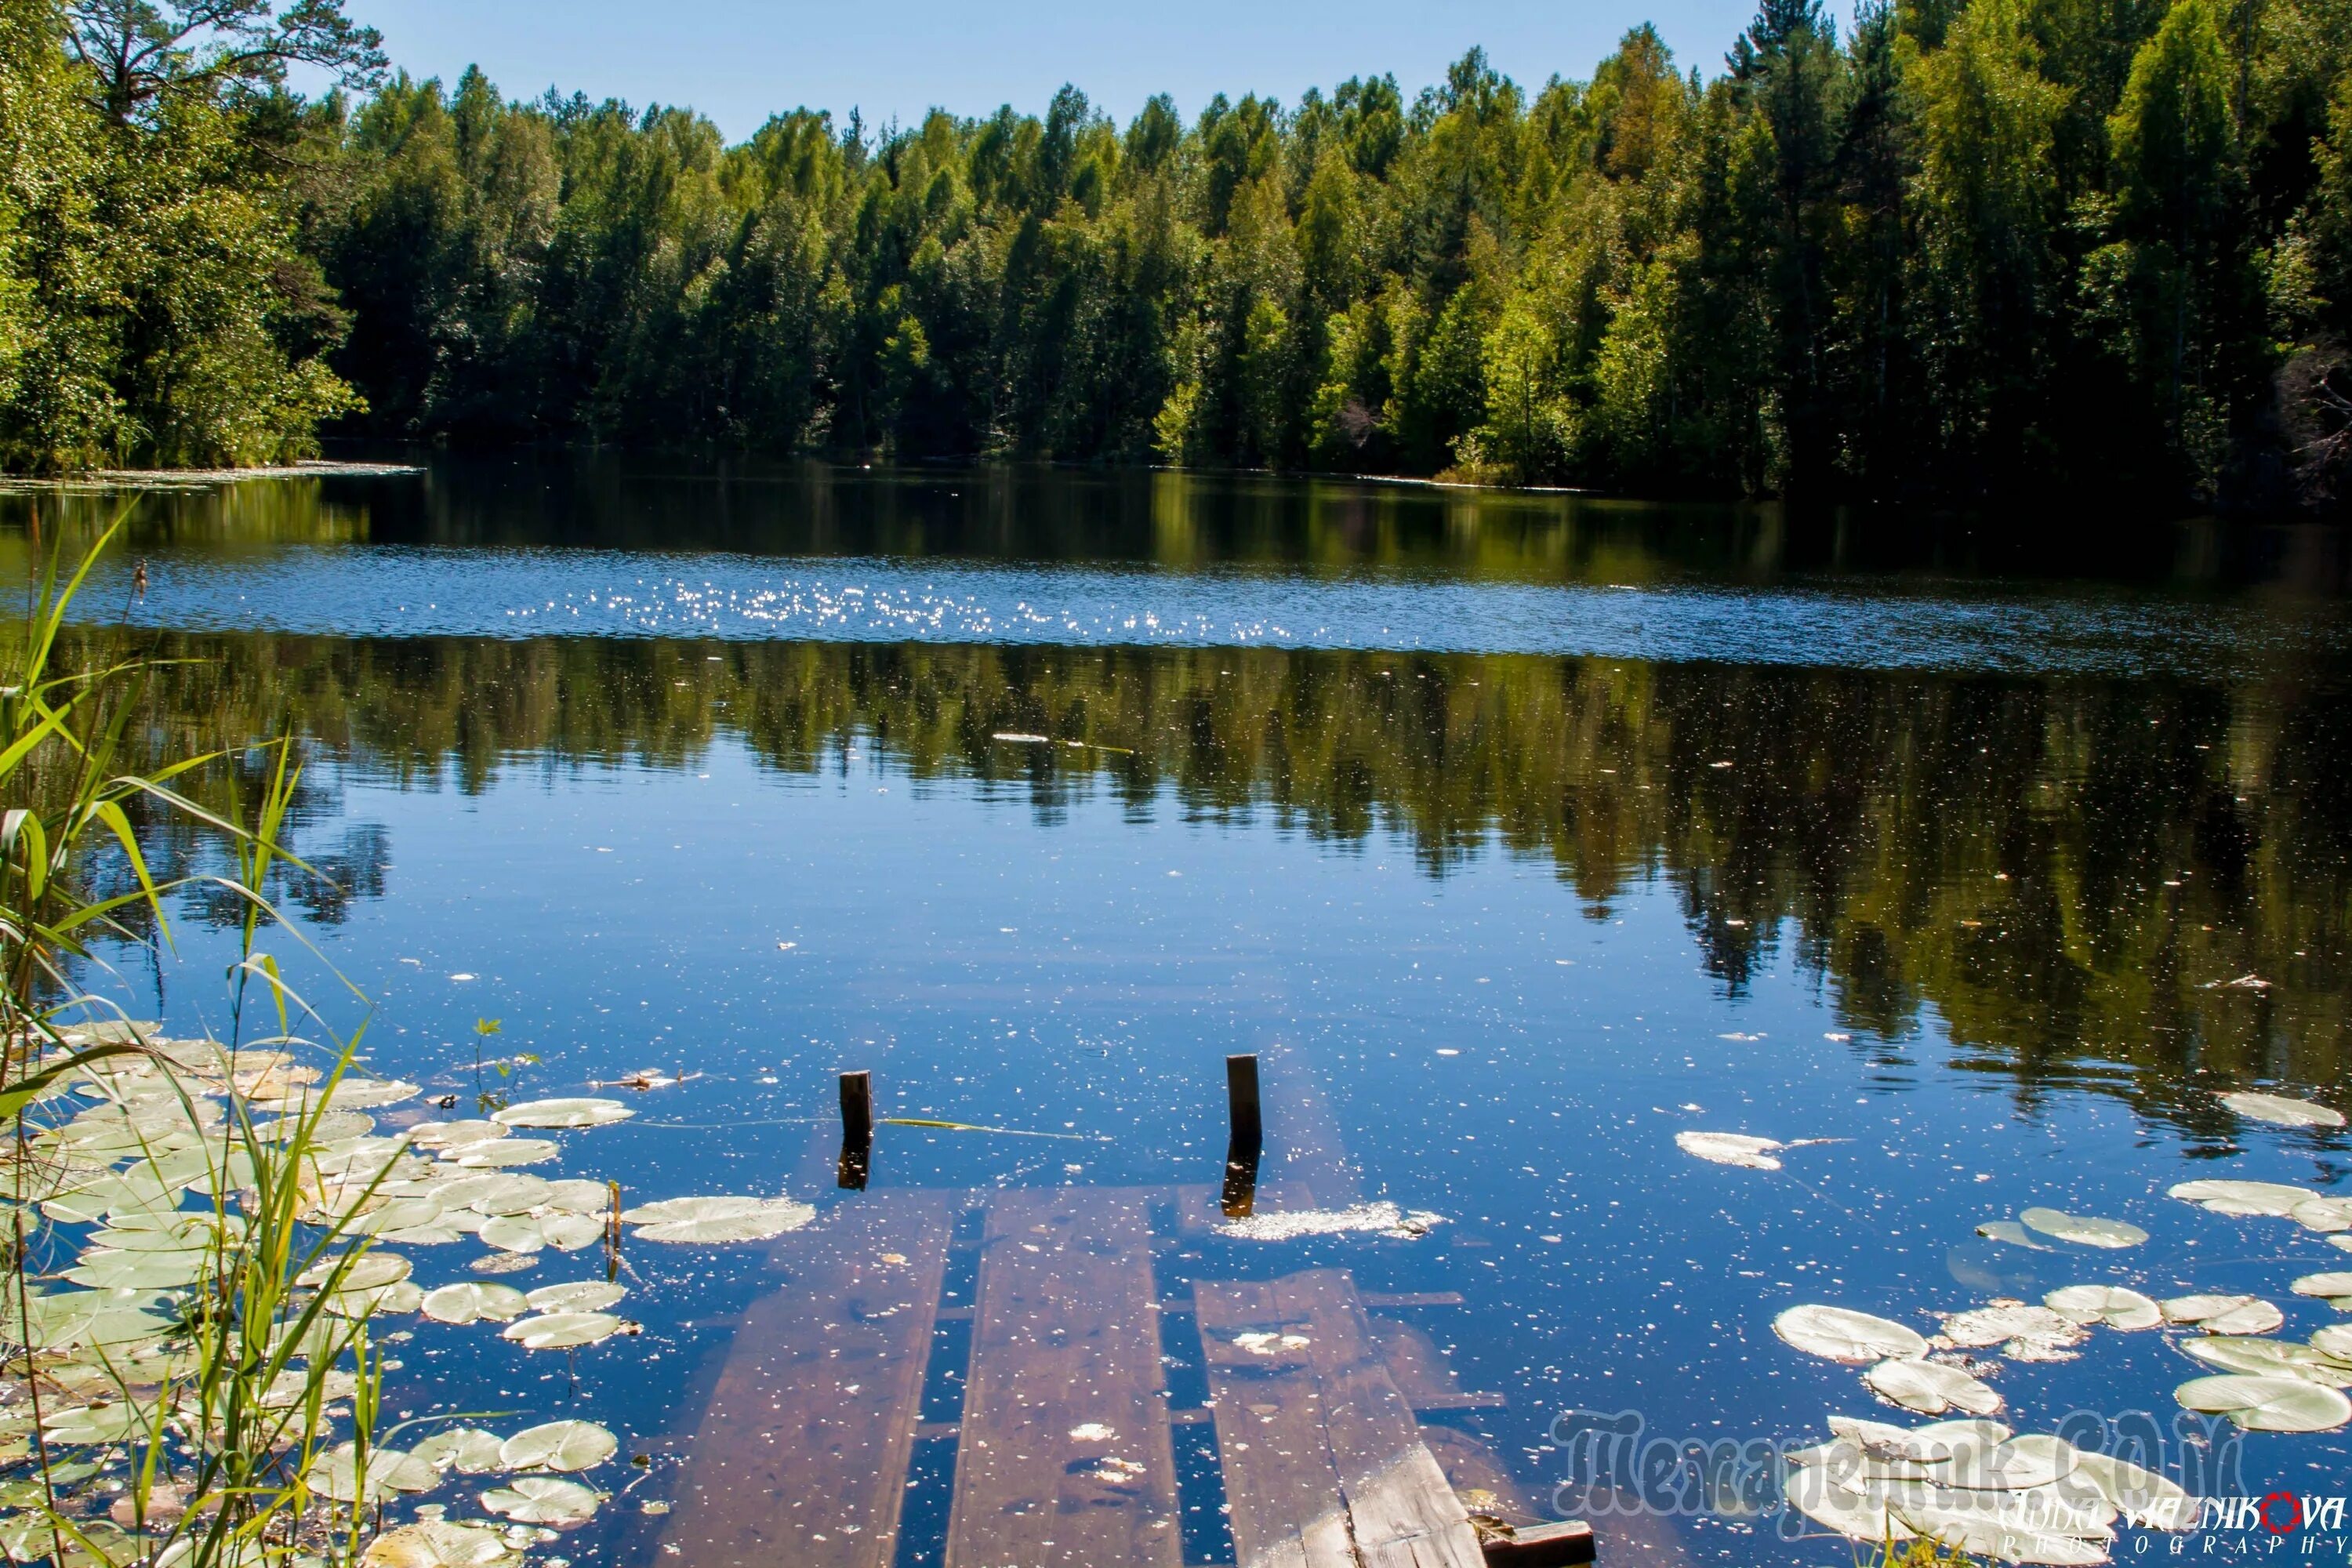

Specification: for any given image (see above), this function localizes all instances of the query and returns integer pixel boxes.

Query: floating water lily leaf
[409,1121,509,1151]
[340,1198,448,1237]
[2043,1285,2162,1331]
[480,1476,602,1526]
[526,1281,626,1313]
[1949,1435,2078,1492]
[2161,1294,2284,1334]
[360,1520,520,1568]
[1211,1201,1441,1242]
[2071,1450,2195,1530]
[412,1428,509,1475]
[2179,1335,2352,1385]
[325,1280,424,1319]
[1974,1221,2051,1251]
[2219,1091,2346,1128]
[2019,1208,2147,1249]
[320,1078,422,1111]
[1939,1304,2085,1353]
[539,1214,604,1252]
[44,1401,160,1445]
[464,1174,552,1215]
[2168,1179,2314,1217]
[421,1282,529,1325]
[492,1098,634,1131]
[1826,1415,2011,1465]
[2316,1324,2352,1359]
[2291,1272,2352,1299]
[1886,1492,2109,1566]
[64,1250,205,1290]
[308,1443,439,1501]
[2293,1196,2352,1234]
[260,1368,359,1408]
[1864,1358,2004,1416]
[478,1216,546,1254]
[453,1139,559,1169]
[1675,1131,1787,1170]
[1773,1305,1928,1363]
[299,1252,412,1291]
[619,1196,815,1243]
[1783,1466,1911,1545]
[2176,1374,2352,1432]
[538,1179,610,1215]
[499,1420,616,1472]
[500,1312,623,1350]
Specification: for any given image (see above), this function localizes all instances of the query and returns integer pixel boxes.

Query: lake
[13,453,2352,1566]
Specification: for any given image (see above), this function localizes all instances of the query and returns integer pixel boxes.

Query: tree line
[3,0,2350,510]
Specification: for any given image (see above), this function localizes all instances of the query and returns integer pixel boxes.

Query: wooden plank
[662,1189,954,1568]
[1371,1319,1505,1414]
[1196,1272,1485,1568]
[946,1187,1183,1568]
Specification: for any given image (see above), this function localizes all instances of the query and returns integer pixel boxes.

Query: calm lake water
[13,454,2352,1565]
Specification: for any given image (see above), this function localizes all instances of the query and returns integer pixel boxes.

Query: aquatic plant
[2,516,390,1566]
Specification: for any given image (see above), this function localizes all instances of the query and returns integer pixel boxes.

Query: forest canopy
[2,0,2350,511]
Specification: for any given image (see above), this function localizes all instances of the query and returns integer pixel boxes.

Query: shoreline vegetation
[0,0,2345,515]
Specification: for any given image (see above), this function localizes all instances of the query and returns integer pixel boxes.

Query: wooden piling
[840,1070,873,1144]
[838,1070,874,1190]
[1225,1053,1261,1148]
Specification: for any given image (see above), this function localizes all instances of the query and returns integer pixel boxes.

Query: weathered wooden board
[660,1189,954,1568]
[945,1186,1183,1568]
[1197,1271,1485,1568]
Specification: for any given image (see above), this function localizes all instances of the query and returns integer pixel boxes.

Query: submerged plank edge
[659,1190,954,1568]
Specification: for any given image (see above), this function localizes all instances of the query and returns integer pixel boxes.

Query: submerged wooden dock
[656,1183,1593,1568]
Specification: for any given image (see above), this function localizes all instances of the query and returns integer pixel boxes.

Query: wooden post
[840,1070,873,1145]
[1225,1054,1261,1149]
[838,1069,873,1191]
[1219,1134,1261,1219]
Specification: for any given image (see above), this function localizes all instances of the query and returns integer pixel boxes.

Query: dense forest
[3,0,2351,510]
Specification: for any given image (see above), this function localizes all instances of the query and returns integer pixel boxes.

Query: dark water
[13,455,2352,1563]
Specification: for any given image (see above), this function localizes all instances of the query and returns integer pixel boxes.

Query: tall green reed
[4,510,393,1568]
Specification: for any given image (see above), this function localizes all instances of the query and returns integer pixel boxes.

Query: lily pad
[2179,1335,2352,1385]
[412,1428,509,1475]
[498,1420,617,1472]
[492,1098,634,1130]
[44,1401,162,1445]
[1974,1220,2051,1250]
[2168,1178,2314,1217]
[360,1521,521,1568]
[2220,1091,2345,1128]
[2044,1285,2162,1331]
[421,1282,530,1325]
[539,1179,612,1214]
[321,1078,422,1111]
[2161,1294,2284,1334]
[2176,1373,2352,1432]
[1939,1303,2085,1353]
[619,1195,815,1243]
[527,1281,627,1313]
[2071,1450,2195,1530]
[1886,1491,2109,1566]
[452,1138,559,1169]
[1674,1131,1788,1170]
[2293,1196,2352,1233]
[478,1215,548,1254]
[408,1121,509,1151]
[1864,1357,2004,1416]
[2315,1323,2352,1359]
[500,1312,624,1350]
[324,1279,425,1318]
[298,1252,412,1291]
[2291,1271,2352,1300]
[1773,1305,1929,1363]
[308,1443,439,1501]
[2019,1208,2147,1249]
[479,1475,602,1526]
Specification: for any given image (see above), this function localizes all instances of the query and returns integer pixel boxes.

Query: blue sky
[342,0,1769,140]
